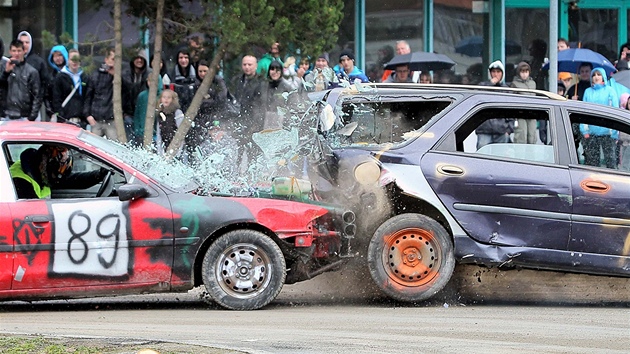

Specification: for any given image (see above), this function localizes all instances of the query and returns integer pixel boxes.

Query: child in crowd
[510,61,537,144]
[155,89,184,156]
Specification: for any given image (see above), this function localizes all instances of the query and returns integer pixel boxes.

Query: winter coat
[480,80,508,87]
[581,67,620,138]
[334,65,369,84]
[18,31,51,100]
[122,49,150,116]
[0,60,42,120]
[476,63,515,136]
[510,76,536,95]
[475,118,515,135]
[83,64,114,121]
[567,80,591,101]
[583,68,619,108]
[156,104,184,155]
[170,63,196,112]
[52,66,87,123]
[231,74,264,135]
[45,45,69,115]
[47,45,68,74]
[261,77,296,130]
[184,76,228,153]
[196,77,227,126]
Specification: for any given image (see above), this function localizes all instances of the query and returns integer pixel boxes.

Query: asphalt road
[1,265,629,354]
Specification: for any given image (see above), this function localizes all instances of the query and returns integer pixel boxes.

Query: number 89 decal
[51,201,129,277]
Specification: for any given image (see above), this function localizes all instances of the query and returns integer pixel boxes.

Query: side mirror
[118,184,149,202]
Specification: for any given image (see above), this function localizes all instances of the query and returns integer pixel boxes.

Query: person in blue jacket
[581,67,619,168]
[46,45,69,118]
[334,50,369,84]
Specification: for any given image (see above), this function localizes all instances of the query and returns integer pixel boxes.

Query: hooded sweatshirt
[122,49,150,116]
[17,31,51,99]
[47,45,68,74]
[581,67,619,137]
[480,60,508,87]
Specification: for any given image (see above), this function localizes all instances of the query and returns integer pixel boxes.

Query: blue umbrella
[542,48,616,75]
[455,36,522,57]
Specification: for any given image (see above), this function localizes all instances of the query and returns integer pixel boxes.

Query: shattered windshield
[75,91,451,196]
[77,102,321,196]
[322,96,453,148]
[78,131,199,191]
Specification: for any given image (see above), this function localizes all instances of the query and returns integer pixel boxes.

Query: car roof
[322,83,566,101]
[0,121,82,140]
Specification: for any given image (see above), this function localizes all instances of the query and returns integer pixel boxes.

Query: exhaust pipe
[344,223,356,237]
[342,210,356,224]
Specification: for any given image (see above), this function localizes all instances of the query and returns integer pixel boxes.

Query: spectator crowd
[2,33,630,169]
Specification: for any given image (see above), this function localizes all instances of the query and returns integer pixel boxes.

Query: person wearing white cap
[480,60,508,87]
[475,60,514,149]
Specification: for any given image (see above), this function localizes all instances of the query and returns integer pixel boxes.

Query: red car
[0,121,355,310]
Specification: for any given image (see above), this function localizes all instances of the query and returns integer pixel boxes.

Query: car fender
[380,162,467,238]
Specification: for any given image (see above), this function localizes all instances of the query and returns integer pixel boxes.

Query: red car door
[8,189,176,292]
[5,140,176,293]
[0,203,13,290]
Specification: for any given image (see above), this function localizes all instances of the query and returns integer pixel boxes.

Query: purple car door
[567,111,630,257]
[423,107,572,250]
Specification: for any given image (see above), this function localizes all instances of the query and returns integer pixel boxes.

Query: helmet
[40,145,72,182]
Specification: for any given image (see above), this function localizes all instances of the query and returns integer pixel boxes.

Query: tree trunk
[164,40,228,160]
[113,0,127,143]
[144,0,165,149]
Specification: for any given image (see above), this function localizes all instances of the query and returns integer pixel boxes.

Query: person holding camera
[0,39,41,121]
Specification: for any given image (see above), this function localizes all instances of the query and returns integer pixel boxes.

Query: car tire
[367,213,455,303]
[201,230,286,310]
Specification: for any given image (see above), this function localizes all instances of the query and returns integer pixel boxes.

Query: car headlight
[354,160,381,185]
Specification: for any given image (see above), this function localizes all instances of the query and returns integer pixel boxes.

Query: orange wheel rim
[382,227,441,287]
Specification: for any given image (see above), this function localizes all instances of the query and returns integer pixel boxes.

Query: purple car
[309,83,630,302]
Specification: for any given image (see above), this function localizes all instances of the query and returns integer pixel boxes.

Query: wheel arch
[192,222,281,287]
[388,184,454,241]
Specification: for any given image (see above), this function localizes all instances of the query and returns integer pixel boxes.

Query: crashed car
[0,121,355,310]
[308,83,630,302]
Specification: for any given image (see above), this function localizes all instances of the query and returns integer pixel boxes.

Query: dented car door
[423,105,573,249]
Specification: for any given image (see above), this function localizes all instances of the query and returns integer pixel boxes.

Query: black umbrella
[384,51,455,72]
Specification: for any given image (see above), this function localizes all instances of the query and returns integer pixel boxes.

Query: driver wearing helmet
[10,144,107,199]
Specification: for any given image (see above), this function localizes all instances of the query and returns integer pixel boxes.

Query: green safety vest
[9,160,51,199]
